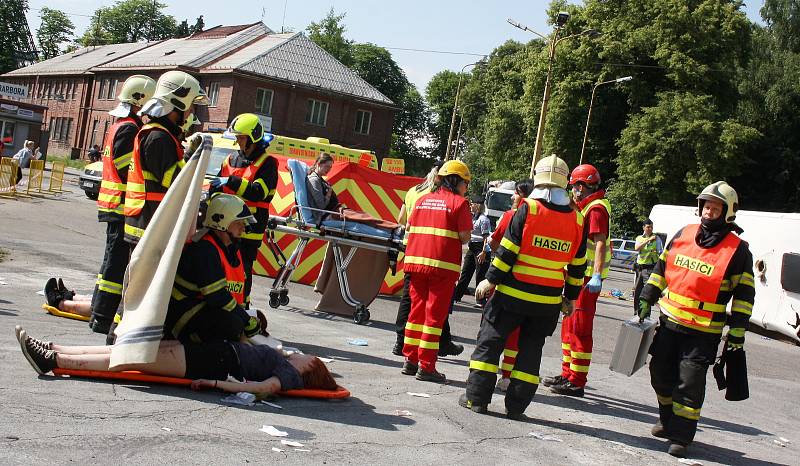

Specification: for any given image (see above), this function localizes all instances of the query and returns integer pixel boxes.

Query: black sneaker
[651,421,668,439]
[458,394,488,414]
[438,342,464,357]
[416,367,448,384]
[401,361,418,376]
[392,337,404,356]
[44,278,60,307]
[541,375,567,387]
[506,411,527,421]
[17,326,53,350]
[18,329,56,375]
[549,380,585,397]
[57,278,68,293]
[668,442,688,458]
[89,317,111,336]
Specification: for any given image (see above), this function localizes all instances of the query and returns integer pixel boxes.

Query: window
[107,79,118,100]
[1,120,15,145]
[354,110,372,135]
[206,82,220,107]
[62,118,73,141]
[49,117,74,142]
[305,99,328,126]
[255,88,273,115]
[68,81,76,99]
[98,79,107,100]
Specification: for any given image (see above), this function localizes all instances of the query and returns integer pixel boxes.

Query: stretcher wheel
[353,307,370,325]
[279,291,290,307]
[268,291,280,309]
[267,217,278,230]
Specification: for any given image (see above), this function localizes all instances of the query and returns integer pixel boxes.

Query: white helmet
[109,75,156,117]
[697,181,739,223]
[203,193,255,231]
[533,154,570,189]
[139,70,209,118]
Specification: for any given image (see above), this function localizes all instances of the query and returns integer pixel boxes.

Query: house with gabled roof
[1,22,396,159]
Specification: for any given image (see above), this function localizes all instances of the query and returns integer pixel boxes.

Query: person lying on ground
[44,277,92,317]
[15,326,337,394]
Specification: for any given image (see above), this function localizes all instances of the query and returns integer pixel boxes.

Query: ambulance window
[781,253,800,293]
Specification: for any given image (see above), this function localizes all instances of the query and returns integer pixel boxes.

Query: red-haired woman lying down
[15,326,337,394]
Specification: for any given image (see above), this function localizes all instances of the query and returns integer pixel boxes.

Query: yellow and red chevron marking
[253,155,421,295]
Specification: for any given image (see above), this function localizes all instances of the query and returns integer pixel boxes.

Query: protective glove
[244,316,260,338]
[638,299,652,322]
[561,299,575,316]
[475,279,496,301]
[585,272,603,293]
[209,177,228,189]
[726,328,745,351]
[186,132,203,155]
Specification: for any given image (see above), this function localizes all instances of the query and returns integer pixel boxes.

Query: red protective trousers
[560,276,600,387]
[403,272,454,372]
[501,327,520,378]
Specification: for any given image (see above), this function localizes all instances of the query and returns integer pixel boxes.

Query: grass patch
[0,248,8,263]
[46,154,91,170]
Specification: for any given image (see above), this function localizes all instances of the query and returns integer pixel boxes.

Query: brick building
[1,23,396,159]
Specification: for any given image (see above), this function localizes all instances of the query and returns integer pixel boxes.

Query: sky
[25,0,766,93]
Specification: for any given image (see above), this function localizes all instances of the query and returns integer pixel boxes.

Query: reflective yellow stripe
[253,178,268,193]
[98,206,124,214]
[404,336,420,346]
[142,170,158,182]
[517,253,566,270]
[174,274,198,291]
[407,226,459,239]
[496,284,562,304]
[171,287,187,300]
[739,273,755,287]
[236,178,249,197]
[162,164,178,188]
[421,325,442,336]
[492,256,511,272]
[672,402,701,421]
[570,351,592,360]
[171,303,205,338]
[562,355,572,362]
[566,275,584,286]
[113,313,122,323]
[666,291,726,313]
[222,298,237,312]
[569,363,590,373]
[561,343,570,350]
[241,231,264,241]
[510,264,565,281]
[200,278,227,295]
[97,278,122,295]
[469,360,499,373]
[731,300,753,316]
[501,363,514,371]
[647,273,666,289]
[499,237,520,253]
[404,255,461,272]
[656,394,672,405]
[419,340,439,350]
[570,254,586,266]
[114,152,132,170]
[720,279,732,292]
[503,349,518,358]
[659,300,725,333]
[127,181,145,192]
[510,370,540,384]
[728,327,746,338]
[405,322,424,332]
[124,223,145,238]
[100,181,126,191]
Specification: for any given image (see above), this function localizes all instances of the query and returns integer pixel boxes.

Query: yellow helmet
[109,75,156,117]
[227,113,274,145]
[203,193,255,231]
[697,181,739,223]
[438,159,471,182]
[140,70,209,117]
[533,154,570,189]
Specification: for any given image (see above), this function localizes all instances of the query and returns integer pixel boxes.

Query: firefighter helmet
[227,113,274,146]
[569,164,601,185]
[109,75,156,117]
[203,193,255,232]
[438,159,472,182]
[697,181,739,223]
[534,154,570,189]
[139,71,209,117]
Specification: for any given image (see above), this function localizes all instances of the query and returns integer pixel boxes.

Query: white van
[649,204,800,343]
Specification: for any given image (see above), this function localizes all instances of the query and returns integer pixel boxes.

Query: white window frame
[255,87,273,115]
[305,99,328,127]
[354,109,372,135]
[206,82,220,107]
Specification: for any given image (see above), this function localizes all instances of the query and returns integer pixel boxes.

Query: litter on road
[406,392,430,398]
[221,392,256,406]
[347,339,369,346]
[393,409,413,416]
[260,425,288,437]
[281,440,304,447]
[261,400,283,409]
[529,432,563,442]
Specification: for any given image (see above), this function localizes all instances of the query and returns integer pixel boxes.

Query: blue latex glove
[210,177,228,189]
[585,273,603,293]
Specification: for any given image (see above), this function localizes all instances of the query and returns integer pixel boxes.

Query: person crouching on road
[401,160,473,383]
[543,163,611,397]
[453,196,492,306]
[210,113,279,310]
[632,218,663,314]
[460,155,587,419]
[638,181,755,458]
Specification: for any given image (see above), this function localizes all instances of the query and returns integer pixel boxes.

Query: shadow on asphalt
[282,339,405,371]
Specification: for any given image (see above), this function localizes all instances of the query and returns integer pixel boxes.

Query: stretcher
[42,303,90,322]
[51,368,351,399]
[264,159,404,325]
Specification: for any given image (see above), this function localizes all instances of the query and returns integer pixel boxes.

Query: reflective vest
[636,234,659,265]
[404,190,468,280]
[659,224,740,334]
[219,152,273,211]
[505,199,584,289]
[123,122,184,218]
[581,197,612,278]
[97,117,138,215]
[204,233,246,305]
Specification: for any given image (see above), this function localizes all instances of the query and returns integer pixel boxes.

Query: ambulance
[649,204,800,343]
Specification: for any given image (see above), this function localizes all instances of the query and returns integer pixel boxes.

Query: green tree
[425,70,464,160]
[174,20,190,38]
[79,0,177,45]
[306,8,354,67]
[191,15,204,34]
[36,7,74,59]
[0,0,37,73]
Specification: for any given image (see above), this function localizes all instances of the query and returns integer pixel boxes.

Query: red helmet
[570,164,601,185]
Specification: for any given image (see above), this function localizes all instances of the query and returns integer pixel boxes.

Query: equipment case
[609,317,657,376]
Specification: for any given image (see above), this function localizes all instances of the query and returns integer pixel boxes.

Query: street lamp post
[508,15,600,177]
[579,76,633,164]
[444,62,481,160]
[453,102,484,158]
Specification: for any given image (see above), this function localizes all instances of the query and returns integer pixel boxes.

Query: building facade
[1,23,396,159]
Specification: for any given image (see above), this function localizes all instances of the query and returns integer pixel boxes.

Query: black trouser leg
[649,326,680,426]
[239,237,262,309]
[633,266,653,314]
[395,273,412,340]
[90,221,128,326]
[466,298,523,406]
[505,310,559,415]
[454,246,478,301]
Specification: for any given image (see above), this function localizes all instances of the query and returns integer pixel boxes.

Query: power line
[383,46,487,57]
[28,7,95,18]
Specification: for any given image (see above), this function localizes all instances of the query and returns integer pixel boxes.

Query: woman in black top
[16,326,337,394]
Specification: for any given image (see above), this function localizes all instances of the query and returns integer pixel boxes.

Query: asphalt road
[1,175,797,465]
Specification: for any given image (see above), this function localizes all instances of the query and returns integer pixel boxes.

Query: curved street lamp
[453,102,486,157]
[444,62,482,160]
[579,76,633,164]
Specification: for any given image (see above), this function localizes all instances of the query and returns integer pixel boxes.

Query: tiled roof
[2,42,154,76]
[236,34,393,105]
[204,33,295,70]
[189,23,261,40]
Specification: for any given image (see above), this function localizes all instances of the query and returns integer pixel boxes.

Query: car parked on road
[610,238,637,271]
[79,161,103,200]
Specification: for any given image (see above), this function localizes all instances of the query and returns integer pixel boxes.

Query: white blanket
[109,135,212,368]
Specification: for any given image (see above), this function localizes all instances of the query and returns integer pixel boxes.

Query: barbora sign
[0,81,28,98]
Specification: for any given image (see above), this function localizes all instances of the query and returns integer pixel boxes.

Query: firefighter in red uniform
[401,160,473,383]
[163,193,262,344]
[460,155,587,419]
[543,163,610,397]
[87,75,155,335]
[210,113,278,308]
[639,181,755,458]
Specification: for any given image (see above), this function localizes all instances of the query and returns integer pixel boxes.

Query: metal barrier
[25,160,45,196]
[0,158,19,198]
[47,161,66,194]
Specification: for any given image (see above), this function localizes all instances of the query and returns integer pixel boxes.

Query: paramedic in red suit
[401,160,473,384]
